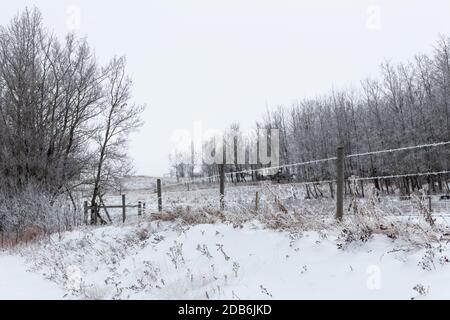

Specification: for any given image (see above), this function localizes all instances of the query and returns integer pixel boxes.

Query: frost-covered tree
[0,8,144,231]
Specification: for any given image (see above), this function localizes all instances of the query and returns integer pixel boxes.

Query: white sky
[1,0,450,176]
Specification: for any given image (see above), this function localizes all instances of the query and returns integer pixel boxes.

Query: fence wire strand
[163,140,450,188]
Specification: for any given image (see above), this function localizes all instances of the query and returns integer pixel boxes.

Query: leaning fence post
[255,191,260,212]
[336,146,345,221]
[157,179,162,212]
[219,164,225,210]
[122,194,126,223]
[83,201,88,225]
[329,182,335,199]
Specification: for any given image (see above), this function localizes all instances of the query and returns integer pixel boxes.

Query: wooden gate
[83,194,146,224]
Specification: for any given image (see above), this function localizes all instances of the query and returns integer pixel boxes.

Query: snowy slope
[1,216,450,300]
[0,254,64,299]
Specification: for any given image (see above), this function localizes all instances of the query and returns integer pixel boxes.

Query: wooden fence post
[336,146,345,221]
[360,180,365,198]
[138,201,142,216]
[255,191,259,212]
[122,194,126,223]
[219,164,225,210]
[428,179,433,212]
[98,194,112,223]
[83,201,88,225]
[157,179,162,212]
[93,203,98,225]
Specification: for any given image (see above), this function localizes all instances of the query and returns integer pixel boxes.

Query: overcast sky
[1,0,450,176]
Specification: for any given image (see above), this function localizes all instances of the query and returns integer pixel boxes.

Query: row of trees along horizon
[170,36,450,196]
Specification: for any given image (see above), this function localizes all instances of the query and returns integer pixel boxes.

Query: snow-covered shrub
[146,186,450,251]
[410,190,435,226]
[136,228,150,242]
[412,284,429,299]
[417,243,450,271]
[337,226,373,250]
[0,184,83,247]
[151,207,225,225]
[167,241,185,269]
[418,244,437,271]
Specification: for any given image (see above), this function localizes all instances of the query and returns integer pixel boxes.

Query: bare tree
[90,57,144,223]
[0,8,146,232]
[184,35,450,192]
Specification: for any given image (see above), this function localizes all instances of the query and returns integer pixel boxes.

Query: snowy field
[1,183,450,300]
[101,179,450,222]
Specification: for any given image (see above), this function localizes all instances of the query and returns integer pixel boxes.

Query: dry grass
[151,207,226,225]
[0,226,47,248]
[148,194,450,249]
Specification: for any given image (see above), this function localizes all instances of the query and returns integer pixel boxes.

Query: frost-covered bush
[147,186,450,251]
[334,192,450,249]
[0,184,83,247]
[151,207,226,225]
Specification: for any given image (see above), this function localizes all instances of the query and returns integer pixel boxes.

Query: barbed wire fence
[102,141,450,222]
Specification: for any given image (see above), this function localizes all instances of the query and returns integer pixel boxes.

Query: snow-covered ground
[1,179,449,300]
[1,213,450,300]
[0,254,64,299]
